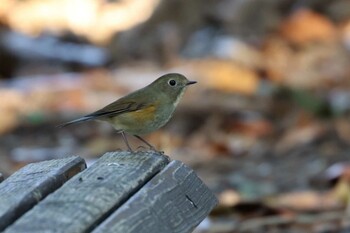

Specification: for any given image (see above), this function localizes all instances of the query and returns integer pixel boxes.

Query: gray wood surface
[0,156,85,231]
[5,151,169,233]
[93,160,218,233]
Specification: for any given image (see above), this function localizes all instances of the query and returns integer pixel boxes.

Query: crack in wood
[185,194,198,209]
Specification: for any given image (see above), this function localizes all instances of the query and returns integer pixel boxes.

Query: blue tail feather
[57,116,93,128]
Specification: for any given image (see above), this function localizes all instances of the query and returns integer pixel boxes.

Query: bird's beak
[186,81,197,86]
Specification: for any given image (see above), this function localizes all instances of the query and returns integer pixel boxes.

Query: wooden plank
[0,156,85,231]
[93,160,218,233]
[5,151,169,233]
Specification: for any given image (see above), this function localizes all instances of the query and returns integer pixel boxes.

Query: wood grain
[0,156,85,231]
[93,160,218,233]
[5,151,169,233]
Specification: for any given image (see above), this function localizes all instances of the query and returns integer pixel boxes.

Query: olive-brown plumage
[58,73,196,151]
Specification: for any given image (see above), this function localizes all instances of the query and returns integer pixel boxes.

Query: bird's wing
[57,101,147,128]
[86,101,146,118]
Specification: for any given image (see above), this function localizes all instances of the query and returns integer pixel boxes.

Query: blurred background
[1,0,350,232]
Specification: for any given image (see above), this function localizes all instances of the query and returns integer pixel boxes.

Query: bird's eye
[168,79,176,86]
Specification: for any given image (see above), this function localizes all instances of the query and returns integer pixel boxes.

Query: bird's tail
[57,116,93,128]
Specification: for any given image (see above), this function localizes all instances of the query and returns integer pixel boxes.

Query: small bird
[58,73,196,151]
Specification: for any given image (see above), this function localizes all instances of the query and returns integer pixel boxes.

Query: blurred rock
[324,162,350,183]
[211,37,263,69]
[0,31,109,77]
[328,90,350,115]
[183,34,263,69]
[181,27,219,59]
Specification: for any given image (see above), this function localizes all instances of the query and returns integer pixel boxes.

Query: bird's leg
[133,135,156,151]
[121,131,133,152]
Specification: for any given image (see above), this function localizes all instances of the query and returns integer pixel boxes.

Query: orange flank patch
[128,104,157,122]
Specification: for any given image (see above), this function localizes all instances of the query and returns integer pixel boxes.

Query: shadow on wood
[2,151,218,233]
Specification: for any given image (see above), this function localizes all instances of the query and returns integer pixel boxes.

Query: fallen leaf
[275,122,327,153]
[186,59,259,95]
[267,191,340,211]
[280,9,337,44]
[219,189,241,206]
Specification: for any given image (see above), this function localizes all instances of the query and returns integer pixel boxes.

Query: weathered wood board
[5,151,169,233]
[0,156,85,231]
[93,160,218,233]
